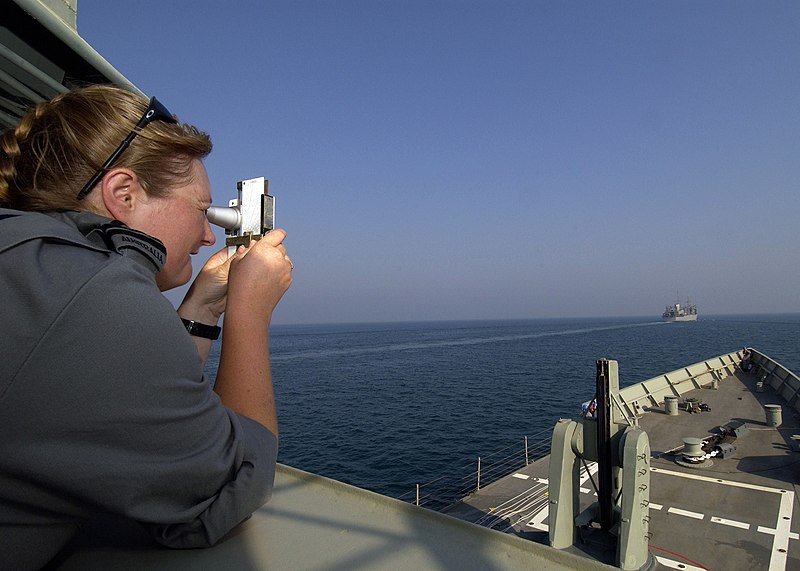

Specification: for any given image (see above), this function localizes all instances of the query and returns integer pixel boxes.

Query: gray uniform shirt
[0,209,278,570]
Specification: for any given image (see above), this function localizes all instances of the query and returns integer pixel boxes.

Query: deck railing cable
[396,426,554,511]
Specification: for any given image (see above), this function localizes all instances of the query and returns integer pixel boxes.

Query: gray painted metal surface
[54,464,615,571]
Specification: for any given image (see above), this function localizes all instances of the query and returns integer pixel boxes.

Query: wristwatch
[181,318,221,340]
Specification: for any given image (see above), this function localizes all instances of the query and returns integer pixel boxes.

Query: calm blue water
[204,314,800,505]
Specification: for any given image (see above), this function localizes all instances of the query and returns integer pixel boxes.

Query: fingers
[231,232,292,275]
[226,231,292,317]
[235,229,287,258]
[262,228,287,247]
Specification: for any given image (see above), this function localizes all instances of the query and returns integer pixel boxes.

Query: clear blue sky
[79,1,800,324]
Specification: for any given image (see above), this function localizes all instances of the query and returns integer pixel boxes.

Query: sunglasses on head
[75,96,177,200]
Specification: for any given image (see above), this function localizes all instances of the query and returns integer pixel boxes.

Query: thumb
[203,246,232,271]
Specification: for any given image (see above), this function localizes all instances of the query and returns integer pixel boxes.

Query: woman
[0,85,292,570]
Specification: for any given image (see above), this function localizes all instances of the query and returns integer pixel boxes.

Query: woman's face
[129,160,216,291]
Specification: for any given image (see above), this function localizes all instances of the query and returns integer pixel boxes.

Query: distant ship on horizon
[662,299,698,322]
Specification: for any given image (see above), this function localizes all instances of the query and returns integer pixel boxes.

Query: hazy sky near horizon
[79,1,800,324]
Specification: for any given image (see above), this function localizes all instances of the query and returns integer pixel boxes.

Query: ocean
[204,314,800,508]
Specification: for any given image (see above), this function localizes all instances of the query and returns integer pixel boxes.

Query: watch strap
[181,318,221,340]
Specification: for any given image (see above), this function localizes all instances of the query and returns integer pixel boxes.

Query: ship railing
[614,350,741,419]
[750,349,800,413]
[396,427,553,511]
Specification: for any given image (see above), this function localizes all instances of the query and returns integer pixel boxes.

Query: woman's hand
[178,246,235,324]
[227,229,293,320]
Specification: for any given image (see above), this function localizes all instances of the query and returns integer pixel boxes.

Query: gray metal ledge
[55,464,615,571]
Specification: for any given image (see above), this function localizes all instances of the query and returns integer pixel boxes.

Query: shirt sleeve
[12,256,278,548]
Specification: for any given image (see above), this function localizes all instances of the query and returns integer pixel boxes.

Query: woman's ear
[99,168,143,223]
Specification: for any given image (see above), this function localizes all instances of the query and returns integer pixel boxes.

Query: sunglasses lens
[147,97,177,124]
[139,97,177,127]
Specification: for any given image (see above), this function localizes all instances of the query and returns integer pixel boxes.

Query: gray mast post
[617,426,651,570]
[548,419,581,548]
[596,359,617,531]
[596,359,652,569]
[548,359,652,570]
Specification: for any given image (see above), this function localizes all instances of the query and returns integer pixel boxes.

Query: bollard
[664,396,679,416]
[682,437,704,462]
[765,404,782,427]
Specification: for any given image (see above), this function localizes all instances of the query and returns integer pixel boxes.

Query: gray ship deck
[443,369,800,570]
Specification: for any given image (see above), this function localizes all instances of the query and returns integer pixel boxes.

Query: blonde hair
[0,85,212,211]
